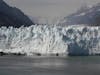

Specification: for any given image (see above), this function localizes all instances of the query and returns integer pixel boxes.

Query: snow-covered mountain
[58,3,100,26]
[0,25,100,56]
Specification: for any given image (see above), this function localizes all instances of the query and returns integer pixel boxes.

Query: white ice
[0,25,100,56]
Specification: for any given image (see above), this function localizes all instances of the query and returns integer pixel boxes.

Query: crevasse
[0,25,100,56]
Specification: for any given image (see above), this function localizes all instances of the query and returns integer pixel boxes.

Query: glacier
[0,25,100,56]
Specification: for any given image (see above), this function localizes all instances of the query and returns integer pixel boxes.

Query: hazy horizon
[4,0,100,24]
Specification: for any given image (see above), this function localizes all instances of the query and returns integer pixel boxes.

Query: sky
[4,0,100,24]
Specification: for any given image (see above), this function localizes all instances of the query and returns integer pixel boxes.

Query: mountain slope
[59,3,100,26]
[0,0,34,27]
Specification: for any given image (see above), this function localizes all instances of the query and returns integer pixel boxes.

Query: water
[0,56,100,75]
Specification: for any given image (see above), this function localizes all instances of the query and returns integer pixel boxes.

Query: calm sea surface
[0,56,100,75]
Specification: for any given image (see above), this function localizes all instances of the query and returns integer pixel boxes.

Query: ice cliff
[0,25,100,56]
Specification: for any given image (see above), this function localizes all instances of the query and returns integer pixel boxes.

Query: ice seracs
[0,25,100,56]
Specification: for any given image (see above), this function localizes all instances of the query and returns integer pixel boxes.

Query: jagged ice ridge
[0,25,100,56]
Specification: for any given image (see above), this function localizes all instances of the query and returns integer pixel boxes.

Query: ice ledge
[0,25,99,56]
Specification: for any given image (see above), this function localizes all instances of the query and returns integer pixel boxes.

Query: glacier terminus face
[0,25,100,56]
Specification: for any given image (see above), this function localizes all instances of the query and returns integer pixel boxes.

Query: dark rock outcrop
[0,0,34,28]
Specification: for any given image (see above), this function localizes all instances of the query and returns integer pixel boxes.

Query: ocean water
[0,56,100,75]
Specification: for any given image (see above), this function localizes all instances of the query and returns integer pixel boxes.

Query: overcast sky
[4,0,100,24]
